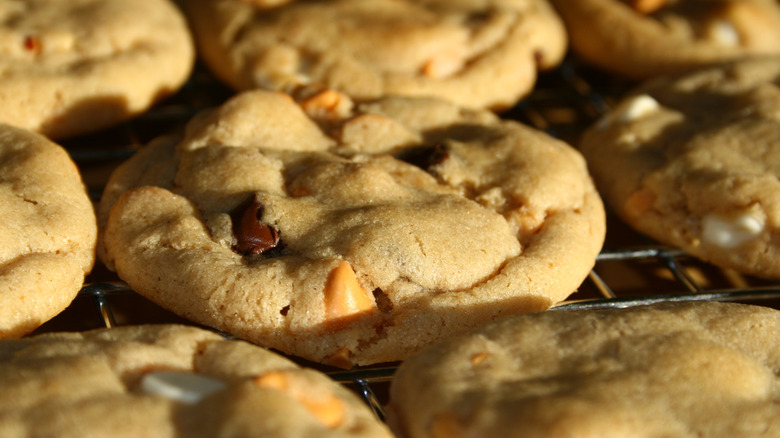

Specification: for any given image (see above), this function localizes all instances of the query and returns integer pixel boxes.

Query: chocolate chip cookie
[0,0,194,139]
[0,324,393,437]
[0,124,96,338]
[581,57,780,280]
[387,301,780,438]
[98,89,605,367]
[180,0,566,110]
[549,0,780,79]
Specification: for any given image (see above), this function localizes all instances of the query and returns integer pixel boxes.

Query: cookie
[179,0,567,110]
[387,301,780,438]
[0,124,96,338]
[549,0,780,79]
[0,0,194,139]
[581,57,780,280]
[97,89,605,367]
[0,324,393,437]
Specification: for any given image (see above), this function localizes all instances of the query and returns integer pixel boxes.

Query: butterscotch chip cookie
[179,0,566,110]
[387,301,780,438]
[549,0,780,79]
[0,124,96,338]
[0,0,194,139]
[581,57,780,279]
[98,89,605,367]
[0,324,392,438]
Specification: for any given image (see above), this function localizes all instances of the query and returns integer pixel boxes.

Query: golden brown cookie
[0,124,96,338]
[98,89,605,367]
[180,0,567,110]
[0,324,393,438]
[0,0,194,139]
[387,301,780,438]
[549,0,780,79]
[581,57,780,280]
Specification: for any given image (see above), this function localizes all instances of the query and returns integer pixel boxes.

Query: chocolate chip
[396,144,449,170]
[372,288,393,313]
[231,196,284,256]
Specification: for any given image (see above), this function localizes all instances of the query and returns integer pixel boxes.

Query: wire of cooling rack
[64,58,780,419]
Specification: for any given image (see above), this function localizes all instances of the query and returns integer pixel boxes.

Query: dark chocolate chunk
[231,196,283,256]
[372,288,393,313]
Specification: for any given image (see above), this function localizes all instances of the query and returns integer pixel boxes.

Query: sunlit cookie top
[99,89,605,366]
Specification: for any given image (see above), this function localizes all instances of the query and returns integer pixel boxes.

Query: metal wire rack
[45,58,780,421]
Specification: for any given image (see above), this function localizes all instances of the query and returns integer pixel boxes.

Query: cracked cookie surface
[98,89,604,367]
[581,57,780,280]
[0,124,96,338]
[180,0,566,110]
[549,0,780,79]
[0,0,194,139]
[387,301,780,438]
[0,324,392,438]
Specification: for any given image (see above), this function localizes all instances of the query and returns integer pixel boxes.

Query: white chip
[708,20,740,47]
[595,94,660,129]
[618,94,661,123]
[140,371,227,404]
[701,208,765,248]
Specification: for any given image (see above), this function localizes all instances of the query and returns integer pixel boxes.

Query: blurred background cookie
[0,324,393,437]
[387,301,780,437]
[0,0,194,139]
[180,0,567,110]
[581,57,780,280]
[549,0,780,79]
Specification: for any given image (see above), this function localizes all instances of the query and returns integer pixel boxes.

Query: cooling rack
[46,57,780,421]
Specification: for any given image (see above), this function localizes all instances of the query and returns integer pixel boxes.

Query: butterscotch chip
[323,261,376,326]
[0,0,194,139]
[299,89,354,121]
[0,324,392,437]
[387,301,780,438]
[179,0,567,110]
[624,0,667,14]
[581,57,780,280]
[254,370,347,428]
[623,188,657,218]
[469,352,490,366]
[98,90,605,367]
[0,124,96,338]
[549,0,780,79]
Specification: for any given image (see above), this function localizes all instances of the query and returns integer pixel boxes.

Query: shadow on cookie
[37,88,177,140]
[298,291,554,368]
